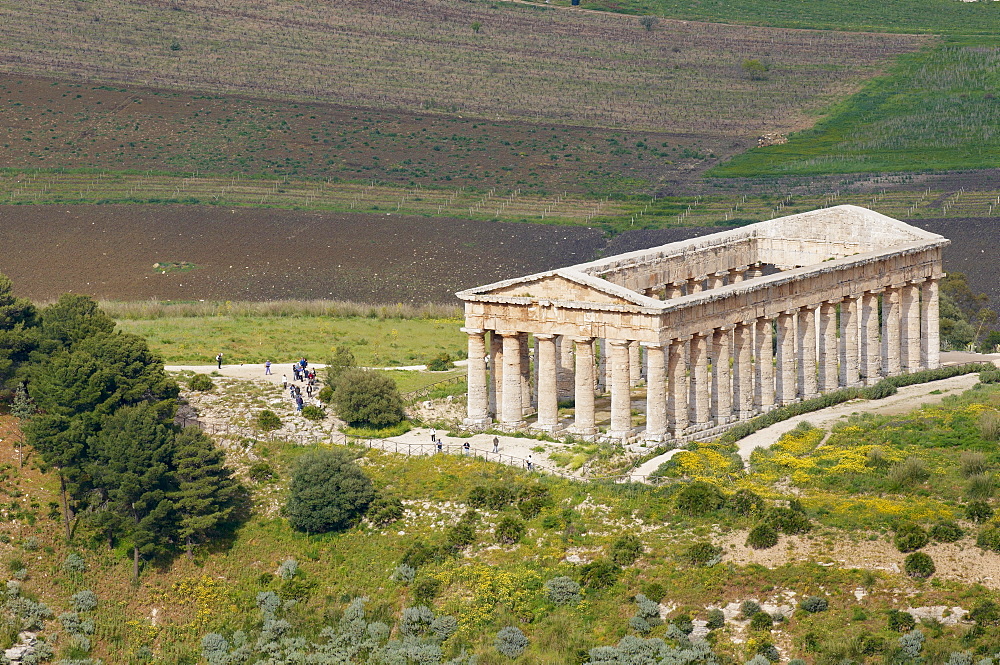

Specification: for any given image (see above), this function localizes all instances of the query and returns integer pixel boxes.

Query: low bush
[368,496,404,526]
[412,576,442,604]
[248,461,277,483]
[426,353,454,371]
[800,596,828,613]
[729,489,765,516]
[966,500,994,523]
[317,385,334,403]
[970,600,1000,626]
[930,521,964,543]
[888,457,930,488]
[746,523,779,550]
[675,481,726,515]
[609,534,644,566]
[680,541,723,567]
[894,523,929,553]
[977,524,1000,552]
[495,515,526,545]
[256,409,281,432]
[979,411,1000,441]
[968,473,997,500]
[189,373,214,391]
[750,612,774,631]
[980,369,1000,384]
[887,609,916,632]
[495,626,528,659]
[446,511,479,551]
[544,576,581,605]
[961,451,989,478]
[642,583,666,603]
[301,404,325,421]
[579,559,620,589]
[904,552,936,579]
[707,608,725,629]
[764,507,812,535]
[741,600,761,619]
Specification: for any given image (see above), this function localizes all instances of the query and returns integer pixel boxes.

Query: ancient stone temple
[456,206,948,443]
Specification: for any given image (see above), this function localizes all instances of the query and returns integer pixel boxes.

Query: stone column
[643,342,667,440]
[798,306,818,399]
[900,282,921,372]
[728,267,746,284]
[668,338,689,435]
[689,333,710,426]
[489,331,503,416]
[557,336,574,401]
[596,338,608,392]
[532,336,540,410]
[818,301,839,393]
[921,277,941,370]
[571,337,596,436]
[861,291,881,384]
[733,322,754,419]
[712,327,732,425]
[748,263,764,279]
[775,310,797,405]
[666,282,685,299]
[708,272,726,290]
[463,328,490,427]
[499,331,522,426]
[754,316,775,413]
[839,295,860,387]
[609,339,632,440]
[629,341,642,386]
[687,277,704,295]
[882,286,902,376]
[519,332,532,414]
[534,334,558,431]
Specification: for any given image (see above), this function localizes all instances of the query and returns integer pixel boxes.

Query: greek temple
[456,205,948,443]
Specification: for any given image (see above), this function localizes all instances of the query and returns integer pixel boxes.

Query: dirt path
[165,360,468,382]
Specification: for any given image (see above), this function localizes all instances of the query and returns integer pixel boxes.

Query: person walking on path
[526,454,534,471]
[282,375,287,388]
[492,436,499,454]
[430,428,436,443]
[216,353,223,369]
[463,441,471,456]
[265,360,272,375]
[436,438,443,453]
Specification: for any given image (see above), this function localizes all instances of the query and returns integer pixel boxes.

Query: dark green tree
[331,369,405,428]
[171,427,247,559]
[0,274,40,391]
[285,449,375,533]
[325,346,357,388]
[87,403,178,582]
[9,383,33,468]
[39,294,115,349]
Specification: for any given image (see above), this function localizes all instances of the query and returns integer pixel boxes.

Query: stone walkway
[165,360,467,382]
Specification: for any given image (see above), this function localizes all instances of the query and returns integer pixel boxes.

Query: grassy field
[0,1,920,135]
[572,0,1000,34]
[116,315,467,367]
[5,380,1000,662]
[711,39,1000,178]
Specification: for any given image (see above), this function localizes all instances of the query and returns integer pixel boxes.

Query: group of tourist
[428,430,533,470]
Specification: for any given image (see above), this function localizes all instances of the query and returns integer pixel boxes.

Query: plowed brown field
[3,206,993,306]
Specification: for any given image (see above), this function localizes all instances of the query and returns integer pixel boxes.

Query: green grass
[710,38,1000,178]
[116,315,466,367]
[574,0,1000,35]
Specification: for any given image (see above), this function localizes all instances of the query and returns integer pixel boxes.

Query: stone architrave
[921,278,941,369]
[534,334,558,431]
[839,295,860,387]
[458,205,948,443]
[711,327,732,425]
[463,328,490,427]
[754,317,775,413]
[818,302,838,392]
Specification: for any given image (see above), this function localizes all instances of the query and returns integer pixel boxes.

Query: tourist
[282,374,287,388]
[492,436,499,453]
[526,454,533,471]
[216,352,223,369]
[265,360,272,375]
[295,395,304,412]
[462,441,470,455]
[430,427,436,443]
[436,438,443,453]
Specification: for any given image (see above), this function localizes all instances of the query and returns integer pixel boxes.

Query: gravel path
[165,360,468,382]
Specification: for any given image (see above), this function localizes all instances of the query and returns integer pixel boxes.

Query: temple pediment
[458,269,657,307]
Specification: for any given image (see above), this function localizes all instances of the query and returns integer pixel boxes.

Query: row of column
[465,278,940,440]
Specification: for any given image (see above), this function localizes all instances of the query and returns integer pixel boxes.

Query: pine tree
[9,383,33,468]
[171,427,246,559]
[39,293,115,348]
[87,403,178,582]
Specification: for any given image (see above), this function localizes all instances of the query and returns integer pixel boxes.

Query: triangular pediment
[457,269,657,307]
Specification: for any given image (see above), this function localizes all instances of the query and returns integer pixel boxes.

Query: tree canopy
[285,448,375,533]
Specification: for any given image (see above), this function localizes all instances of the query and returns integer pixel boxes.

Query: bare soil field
[0,205,992,305]
[0,73,730,195]
[0,0,922,134]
